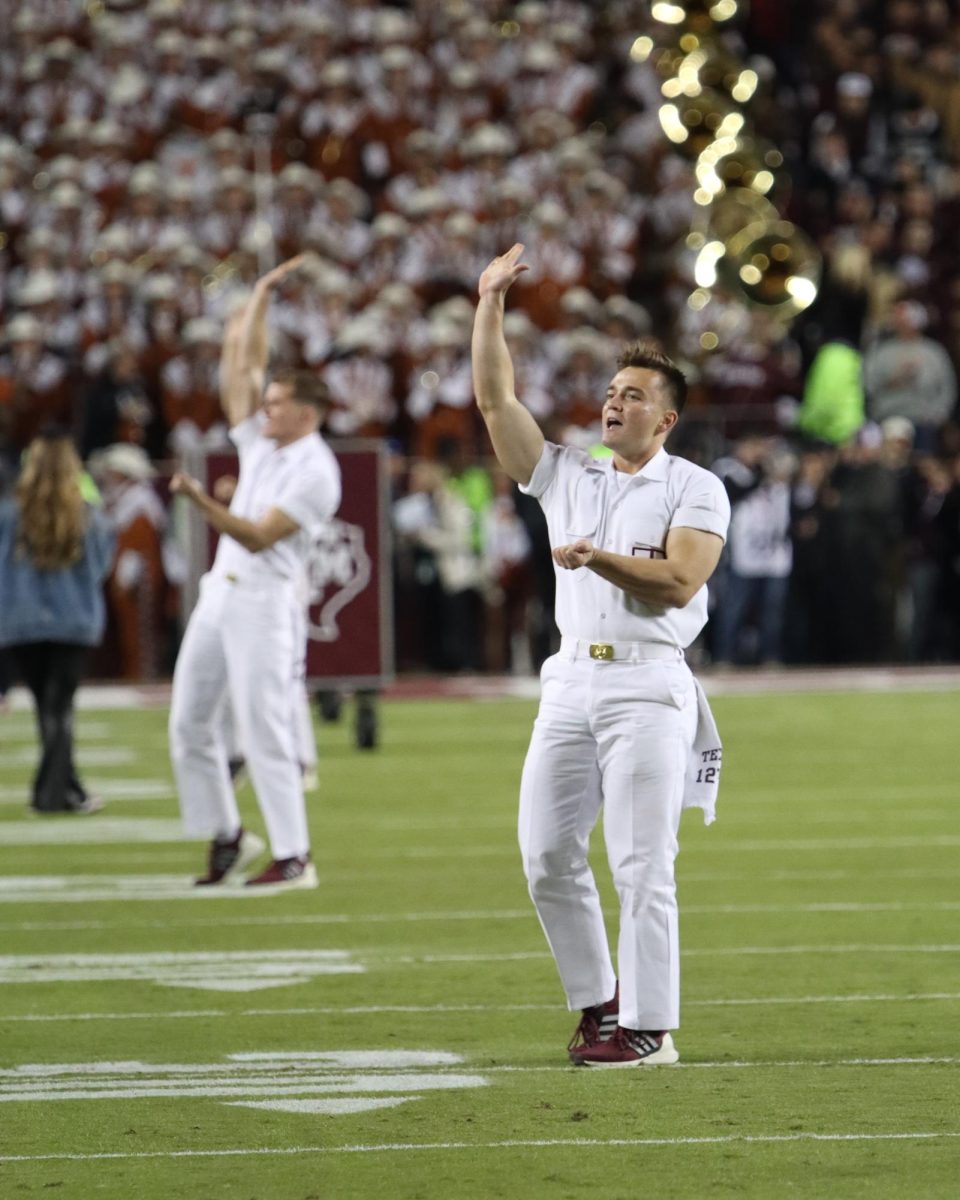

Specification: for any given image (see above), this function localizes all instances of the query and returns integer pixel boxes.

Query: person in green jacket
[795,340,866,445]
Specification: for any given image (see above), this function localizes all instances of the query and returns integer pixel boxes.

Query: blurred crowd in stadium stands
[1,0,960,680]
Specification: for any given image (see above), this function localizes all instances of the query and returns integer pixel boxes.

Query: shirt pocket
[564,472,606,540]
[624,506,670,559]
[563,474,605,583]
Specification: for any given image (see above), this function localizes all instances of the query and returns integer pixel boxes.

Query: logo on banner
[305,519,371,642]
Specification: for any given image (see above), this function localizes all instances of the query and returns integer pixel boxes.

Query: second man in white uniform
[169,255,341,890]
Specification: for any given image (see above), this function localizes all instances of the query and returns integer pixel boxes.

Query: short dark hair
[270,367,330,414]
[616,341,687,415]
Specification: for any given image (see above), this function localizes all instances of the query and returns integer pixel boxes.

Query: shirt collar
[271,430,318,460]
[590,446,669,483]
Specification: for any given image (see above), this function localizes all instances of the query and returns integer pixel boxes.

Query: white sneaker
[571,1028,679,1067]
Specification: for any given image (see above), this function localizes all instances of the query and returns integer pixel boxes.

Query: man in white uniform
[472,245,730,1066]
[169,255,341,890]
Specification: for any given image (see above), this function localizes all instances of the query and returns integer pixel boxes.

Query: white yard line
[0,936,958,961]
[1,746,137,767]
[483,1057,960,1071]
[686,902,960,914]
[373,833,960,859]
[0,1051,489,1112]
[0,720,113,739]
[1,893,960,917]
[0,781,174,805]
[0,1055,956,1081]
[722,810,951,825]
[721,781,959,797]
[0,885,540,909]
[696,835,960,851]
[679,867,960,883]
[1,830,944,854]
[3,1130,960,1163]
[3,686,150,711]
[0,819,198,845]
[379,945,960,965]
[207,944,948,967]
[0,950,365,992]
[0,1075,489,1103]
[2,993,959,1025]
[234,944,958,966]
[0,929,957,960]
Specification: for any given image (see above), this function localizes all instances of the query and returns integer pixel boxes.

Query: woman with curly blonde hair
[0,430,114,814]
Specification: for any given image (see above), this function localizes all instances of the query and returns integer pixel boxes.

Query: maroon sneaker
[570,1026,679,1068]
[567,983,620,1056]
[195,829,265,887]
[244,855,318,891]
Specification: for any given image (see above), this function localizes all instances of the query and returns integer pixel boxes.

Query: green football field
[1,683,959,1199]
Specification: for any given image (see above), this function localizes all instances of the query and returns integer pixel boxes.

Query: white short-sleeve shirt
[521,443,730,648]
[211,413,342,585]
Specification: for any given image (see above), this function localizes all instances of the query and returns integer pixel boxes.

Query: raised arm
[219,308,251,422]
[222,253,309,427]
[471,244,545,486]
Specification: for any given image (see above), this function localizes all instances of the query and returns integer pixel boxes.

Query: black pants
[0,646,14,698]
[11,642,89,813]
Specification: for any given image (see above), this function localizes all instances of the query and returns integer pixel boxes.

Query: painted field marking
[1,877,959,918]
[206,944,955,968]
[2,993,959,1025]
[0,939,957,975]
[482,1056,960,1071]
[3,1129,960,1164]
[726,780,959,797]
[0,780,174,806]
[0,819,197,845]
[0,1050,487,1117]
[686,901,960,915]
[108,805,960,831]
[724,809,950,825]
[3,746,136,767]
[362,944,960,967]
[681,942,960,957]
[376,833,960,859]
[0,950,364,992]
[0,719,113,740]
[0,881,537,907]
[4,685,150,711]
[698,835,960,852]
[0,1056,956,1084]
[679,867,960,883]
[0,875,312,903]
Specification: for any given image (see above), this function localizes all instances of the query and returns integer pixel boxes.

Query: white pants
[290,601,318,774]
[219,684,317,772]
[218,598,318,774]
[518,652,698,1031]
[169,574,309,859]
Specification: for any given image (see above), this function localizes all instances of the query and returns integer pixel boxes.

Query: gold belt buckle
[589,642,614,661]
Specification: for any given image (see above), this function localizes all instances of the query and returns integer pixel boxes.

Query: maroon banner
[201,440,394,689]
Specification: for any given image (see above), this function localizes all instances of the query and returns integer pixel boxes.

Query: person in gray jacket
[863,301,957,453]
[0,430,114,813]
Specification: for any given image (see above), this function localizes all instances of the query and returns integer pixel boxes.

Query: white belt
[559,636,684,662]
